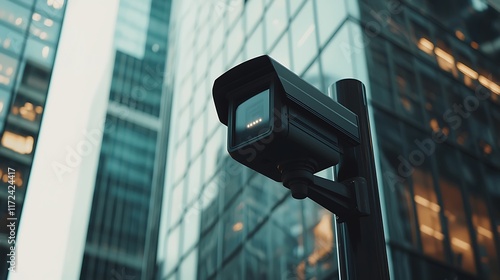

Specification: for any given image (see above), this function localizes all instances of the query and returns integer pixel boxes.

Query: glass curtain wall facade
[159,0,500,279]
[0,0,66,278]
[158,0,367,279]
[362,0,500,279]
[79,0,172,279]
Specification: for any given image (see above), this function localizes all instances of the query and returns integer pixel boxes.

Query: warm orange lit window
[0,74,10,86]
[296,212,335,278]
[478,75,500,95]
[416,37,500,97]
[470,195,500,279]
[435,47,458,77]
[11,101,42,122]
[412,168,446,261]
[308,213,334,266]
[232,222,243,232]
[417,38,434,55]
[1,131,34,154]
[0,168,24,187]
[440,180,476,274]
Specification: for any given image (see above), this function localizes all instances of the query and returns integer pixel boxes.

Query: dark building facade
[79,0,173,279]
[158,0,500,279]
[0,1,66,278]
[363,0,500,279]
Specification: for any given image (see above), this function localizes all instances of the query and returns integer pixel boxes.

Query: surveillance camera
[213,55,360,182]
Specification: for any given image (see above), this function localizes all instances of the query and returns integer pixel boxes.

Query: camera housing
[213,55,360,181]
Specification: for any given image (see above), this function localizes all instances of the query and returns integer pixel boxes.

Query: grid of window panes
[362,0,500,279]
[80,0,172,279]
[80,115,158,280]
[158,0,370,279]
[0,1,65,279]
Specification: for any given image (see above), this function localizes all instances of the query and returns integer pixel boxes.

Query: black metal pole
[331,79,390,280]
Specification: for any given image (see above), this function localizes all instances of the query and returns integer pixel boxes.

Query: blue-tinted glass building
[158,0,500,279]
[79,0,173,279]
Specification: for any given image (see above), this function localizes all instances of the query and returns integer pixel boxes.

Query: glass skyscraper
[79,0,172,279]
[0,1,66,278]
[158,0,500,279]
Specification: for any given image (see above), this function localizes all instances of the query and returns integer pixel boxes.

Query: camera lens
[234,89,271,146]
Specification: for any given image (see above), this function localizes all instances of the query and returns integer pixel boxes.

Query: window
[302,204,336,279]
[186,156,202,204]
[321,23,355,89]
[168,183,185,228]
[221,250,243,280]
[35,0,66,20]
[269,31,291,69]
[314,0,346,47]
[435,146,476,274]
[0,89,10,131]
[0,2,30,31]
[182,206,201,254]
[392,47,424,122]
[302,58,323,92]
[0,25,24,55]
[0,52,18,89]
[290,0,317,74]
[246,23,264,59]
[180,249,198,280]
[265,0,288,50]
[24,38,54,67]
[245,0,264,33]
[375,112,420,248]
[483,164,500,277]
[10,94,43,123]
[198,222,219,279]
[174,127,189,170]
[0,160,29,195]
[1,130,35,155]
[222,195,245,259]
[30,12,61,44]
[367,39,393,108]
[226,18,244,63]
[413,167,445,261]
[165,226,181,274]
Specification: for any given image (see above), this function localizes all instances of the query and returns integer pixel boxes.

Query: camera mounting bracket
[278,158,370,223]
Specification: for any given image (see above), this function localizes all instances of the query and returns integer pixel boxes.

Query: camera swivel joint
[278,159,370,223]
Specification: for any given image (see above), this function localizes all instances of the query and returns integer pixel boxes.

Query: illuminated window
[470,195,500,279]
[412,168,446,261]
[11,95,44,123]
[47,0,65,10]
[308,212,334,266]
[1,131,34,155]
[415,37,500,98]
[0,2,30,30]
[417,38,434,55]
[440,179,476,274]
[435,46,458,77]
